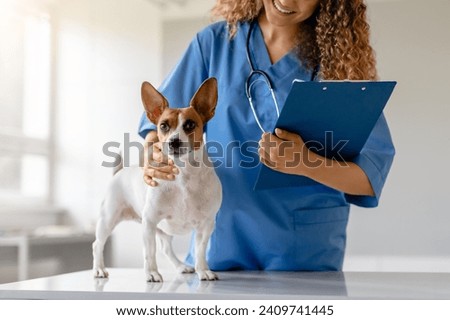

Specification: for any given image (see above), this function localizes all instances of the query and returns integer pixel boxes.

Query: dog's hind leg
[92,202,124,278]
[156,228,195,274]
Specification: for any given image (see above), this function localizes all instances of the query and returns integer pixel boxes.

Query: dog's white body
[93,78,222,282]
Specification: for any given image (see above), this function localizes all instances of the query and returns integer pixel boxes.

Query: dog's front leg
[142,219,163,282]
[195,220,218,281]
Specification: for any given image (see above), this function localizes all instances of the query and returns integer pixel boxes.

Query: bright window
[0,3,52,204]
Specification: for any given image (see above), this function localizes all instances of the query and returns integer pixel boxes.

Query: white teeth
[273,0,295,14]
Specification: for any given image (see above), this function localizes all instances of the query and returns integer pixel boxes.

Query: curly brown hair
[211,0,377,80]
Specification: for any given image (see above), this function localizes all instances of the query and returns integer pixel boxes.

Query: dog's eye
[183,120,196,132]
[160,122,169,132]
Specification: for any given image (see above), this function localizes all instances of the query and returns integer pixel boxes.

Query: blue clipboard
[254,80,397,190]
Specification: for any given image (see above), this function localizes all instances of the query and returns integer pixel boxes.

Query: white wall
[344,0,450,271]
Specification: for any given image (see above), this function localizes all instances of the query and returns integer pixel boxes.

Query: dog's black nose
[169,138,182,151]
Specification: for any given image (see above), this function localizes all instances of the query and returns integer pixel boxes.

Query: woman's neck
[258,12,298,64]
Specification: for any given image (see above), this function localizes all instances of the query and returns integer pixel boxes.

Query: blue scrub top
[138,21,395,271]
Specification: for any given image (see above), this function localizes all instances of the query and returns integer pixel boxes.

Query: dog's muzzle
[167,137,190,156]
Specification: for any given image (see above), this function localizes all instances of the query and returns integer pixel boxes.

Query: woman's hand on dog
[143,132,179,187]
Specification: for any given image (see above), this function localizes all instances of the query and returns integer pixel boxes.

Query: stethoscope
[245,20,318,133]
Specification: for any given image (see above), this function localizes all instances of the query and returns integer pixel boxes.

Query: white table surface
[0,268,449,300]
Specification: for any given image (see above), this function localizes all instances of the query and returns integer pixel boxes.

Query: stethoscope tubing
[245,20,318,133]
[245,21,280,133]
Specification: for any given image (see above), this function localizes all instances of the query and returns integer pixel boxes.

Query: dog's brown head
[141,78,218,156]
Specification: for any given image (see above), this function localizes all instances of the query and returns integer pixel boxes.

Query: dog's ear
[189,78,218,124]
[141,81,169,125]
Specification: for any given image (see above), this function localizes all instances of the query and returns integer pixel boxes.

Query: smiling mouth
[272,0,296,15]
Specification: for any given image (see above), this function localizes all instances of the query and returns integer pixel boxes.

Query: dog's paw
[93,268,109,278]
[197,270,219,281]
[146,271,163,282]
[177,265,195,274]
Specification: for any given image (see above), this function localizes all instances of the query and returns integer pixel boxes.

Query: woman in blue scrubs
[139,0,395,271]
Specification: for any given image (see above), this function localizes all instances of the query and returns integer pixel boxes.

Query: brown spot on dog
[157,109,181,141]
[179,108,204,151]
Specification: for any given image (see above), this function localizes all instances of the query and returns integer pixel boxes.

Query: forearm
[259,129,375,196]
[300,151,374,196]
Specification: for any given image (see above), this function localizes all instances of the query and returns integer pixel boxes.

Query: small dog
[92,78,222,282]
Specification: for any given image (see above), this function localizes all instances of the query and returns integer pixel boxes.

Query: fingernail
[150,181,156,187]
[167,174,175,180]
[172,168,179,174]
[275,128,282,135]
